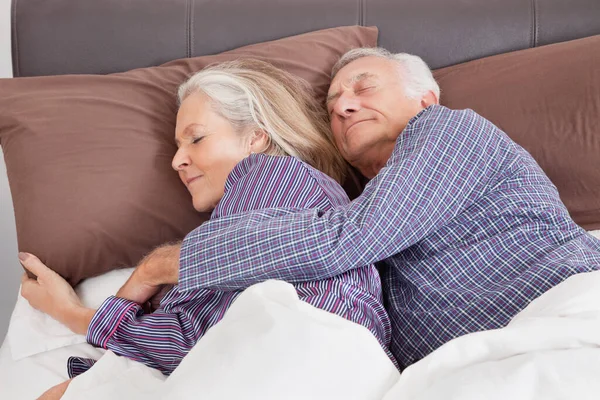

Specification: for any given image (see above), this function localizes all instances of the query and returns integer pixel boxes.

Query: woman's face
[173,92,250,212]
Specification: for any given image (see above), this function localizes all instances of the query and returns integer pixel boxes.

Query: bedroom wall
[0,0,18,344]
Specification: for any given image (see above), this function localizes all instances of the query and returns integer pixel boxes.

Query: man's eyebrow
[350,72,376,84]
[326,91,341,106]
[326,72,377,105]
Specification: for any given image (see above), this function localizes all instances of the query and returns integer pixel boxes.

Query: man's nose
[333,92,361,117]
[172,147,190,171]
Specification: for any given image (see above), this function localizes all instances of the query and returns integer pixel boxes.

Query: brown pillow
[434,35,600,231]
[0,26,378,285]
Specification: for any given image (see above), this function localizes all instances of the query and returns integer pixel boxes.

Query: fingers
[18,252,52,278]
[20,275,39,302]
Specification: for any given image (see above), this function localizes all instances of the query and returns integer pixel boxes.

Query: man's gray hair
[331,47,440,100]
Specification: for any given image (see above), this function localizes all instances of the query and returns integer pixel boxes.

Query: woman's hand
[37,379,72,400]
[19,252,94,335]
[116,243,180,308]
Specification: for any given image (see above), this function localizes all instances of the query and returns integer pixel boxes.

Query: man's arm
[116,243,180,305]
[178,108,506,291]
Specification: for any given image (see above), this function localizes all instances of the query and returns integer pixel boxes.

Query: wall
[0,0,18,344]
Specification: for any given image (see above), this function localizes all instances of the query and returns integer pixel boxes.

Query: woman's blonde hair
[178,59,347,183]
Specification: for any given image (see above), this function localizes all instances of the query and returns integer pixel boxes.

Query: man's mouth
[345,119,373,135]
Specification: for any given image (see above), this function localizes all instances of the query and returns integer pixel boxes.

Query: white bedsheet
[62,280,400,400]
[383,270,600,400]
[0,268,134,399]
[0,339,105,398]
[1,231,599,399]
[60,271,600,400]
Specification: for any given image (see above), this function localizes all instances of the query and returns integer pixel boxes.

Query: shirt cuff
[86,296,139,349]
[67,357,97,378]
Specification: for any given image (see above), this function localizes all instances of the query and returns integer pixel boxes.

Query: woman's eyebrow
[183,123,205,136]
[175,123,205,146]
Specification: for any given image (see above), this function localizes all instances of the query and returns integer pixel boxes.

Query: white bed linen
[62,280,400,400]
[61,270,600,400]
[6,267,134,360]
[0,268,134,399]
[0,230,599,399]
[0,340,105,399]
[382,269,600,400]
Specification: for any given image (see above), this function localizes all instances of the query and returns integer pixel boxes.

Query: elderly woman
[20,59,394,395]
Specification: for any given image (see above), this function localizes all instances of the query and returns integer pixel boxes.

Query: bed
[1,0,600,398]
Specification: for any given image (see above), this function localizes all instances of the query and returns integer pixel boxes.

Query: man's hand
[20,253,94,335]
[116,243,181,307]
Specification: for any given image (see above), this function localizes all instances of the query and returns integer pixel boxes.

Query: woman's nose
[172,147,190,171]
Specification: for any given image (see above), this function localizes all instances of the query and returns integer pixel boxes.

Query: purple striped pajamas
[68,154,393,377]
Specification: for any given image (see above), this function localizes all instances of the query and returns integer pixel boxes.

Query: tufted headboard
[11,0,600,77]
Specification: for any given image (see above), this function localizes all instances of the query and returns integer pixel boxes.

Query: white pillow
[589,230,600,240]
[6,267,134,360]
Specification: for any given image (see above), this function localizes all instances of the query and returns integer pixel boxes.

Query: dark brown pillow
[434,35,600,231]
[0,26,378,285]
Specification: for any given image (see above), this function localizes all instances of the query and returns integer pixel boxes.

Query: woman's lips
[186,176,202,185]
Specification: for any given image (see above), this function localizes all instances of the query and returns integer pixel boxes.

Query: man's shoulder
[410,105,488,130]
[402,105,507,151]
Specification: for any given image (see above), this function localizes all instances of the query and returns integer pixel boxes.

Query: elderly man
[118,47,600,369]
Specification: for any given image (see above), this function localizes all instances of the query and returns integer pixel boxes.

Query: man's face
[327,56,426,178]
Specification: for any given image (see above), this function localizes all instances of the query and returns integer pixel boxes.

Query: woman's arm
[20,252,199,376]
[20,253,94,335]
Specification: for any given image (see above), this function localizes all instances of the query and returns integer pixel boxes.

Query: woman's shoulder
[221,154,349,214]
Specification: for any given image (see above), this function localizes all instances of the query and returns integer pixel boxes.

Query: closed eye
[192,136,204,144]
[356,86,375,94]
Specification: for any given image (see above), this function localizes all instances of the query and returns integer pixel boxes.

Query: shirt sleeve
[85,295,196,375]
[179,107,507,292]
[67,357,97,378]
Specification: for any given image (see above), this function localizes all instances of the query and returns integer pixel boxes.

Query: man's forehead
[333,70,378,88]
[327,70,379,103]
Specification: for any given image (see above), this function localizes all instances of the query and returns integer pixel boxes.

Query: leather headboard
[11,0,600,77]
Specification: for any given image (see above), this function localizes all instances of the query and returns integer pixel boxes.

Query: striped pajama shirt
[68,154,393,377]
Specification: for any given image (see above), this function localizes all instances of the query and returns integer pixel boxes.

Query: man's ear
[420,90,440,108]
[248,129,270,154]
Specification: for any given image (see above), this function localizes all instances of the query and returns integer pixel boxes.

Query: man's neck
[354,142,396,179]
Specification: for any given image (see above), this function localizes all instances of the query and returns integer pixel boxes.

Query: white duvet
[1,230,599,399]
[64,271,600,400]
